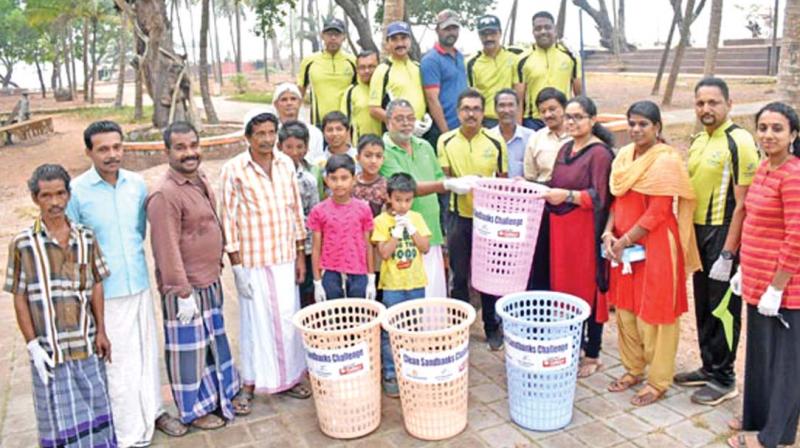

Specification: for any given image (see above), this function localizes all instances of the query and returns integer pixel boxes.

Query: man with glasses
[438,89,508,350]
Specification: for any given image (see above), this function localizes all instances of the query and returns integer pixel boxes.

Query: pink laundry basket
[471,178,547,296]
[293,299,386,439]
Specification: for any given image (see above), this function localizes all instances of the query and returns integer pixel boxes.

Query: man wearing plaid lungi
[6,164,116,447]
[146,122,244,428]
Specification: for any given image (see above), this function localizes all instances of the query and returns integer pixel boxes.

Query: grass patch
[66,105,154,125]
[228,92,274,104]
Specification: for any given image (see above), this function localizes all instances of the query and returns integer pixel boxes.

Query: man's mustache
[104,158,120,165]
[48,206,64,214]
[181,156,199,163]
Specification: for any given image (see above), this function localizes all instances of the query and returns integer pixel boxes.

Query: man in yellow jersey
[341,50,383,145]
[467,15,523,129]
[369,21,427,127]
[438,89,507,351]
[674,77,759,407]
[297,18,356,128]
[514,11,581,131]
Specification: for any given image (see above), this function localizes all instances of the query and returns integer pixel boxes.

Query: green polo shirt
[380,133,445,246]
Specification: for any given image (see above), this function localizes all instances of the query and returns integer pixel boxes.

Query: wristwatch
[720,250,735,260]
[566,190,575,203]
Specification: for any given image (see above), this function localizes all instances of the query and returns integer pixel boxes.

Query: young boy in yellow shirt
[371,172,431,397]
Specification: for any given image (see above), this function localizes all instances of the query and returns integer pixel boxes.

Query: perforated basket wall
[471,178,547,296]
[381,298,476,441]
[495,292,590,431]
[292,299,386,439]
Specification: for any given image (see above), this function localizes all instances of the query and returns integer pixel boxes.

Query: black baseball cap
[477,15,502,33]
[323,18,345,33]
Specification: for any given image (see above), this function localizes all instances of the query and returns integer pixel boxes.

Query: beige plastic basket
[381,298,476,440]
[293,299,387,439]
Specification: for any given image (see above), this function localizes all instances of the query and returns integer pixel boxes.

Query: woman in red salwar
[604,101,700,406]
[542,96,615,378]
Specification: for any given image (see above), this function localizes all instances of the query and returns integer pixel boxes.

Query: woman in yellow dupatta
[603,100,700,407]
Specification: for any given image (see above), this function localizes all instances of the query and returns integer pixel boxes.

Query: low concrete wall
[122,131,246,171]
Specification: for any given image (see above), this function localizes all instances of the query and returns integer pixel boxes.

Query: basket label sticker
[304,341,370,380]
[504,334,573,372]
[399,341,469,384]
[473,207,527,242]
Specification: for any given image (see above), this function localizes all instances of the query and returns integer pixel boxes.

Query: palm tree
[703,0,722,76]
[778,0,800,109]
[199,0,219,122]
[662,0,696,106]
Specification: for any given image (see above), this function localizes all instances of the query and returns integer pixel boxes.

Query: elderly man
[297,18,356,127]
[421,9,467,147]
[273,82,325,162]
[67,121,184,443]
[220,111,310,408]
[515,11,581,130]
[146,122,242,428]
[490,89,532,178]
[438,89,508,350]
[379,98,477,301]
[7,164,116,447]
[342,50,382,145]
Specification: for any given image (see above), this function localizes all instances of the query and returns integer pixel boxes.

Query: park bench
[0,116,54,145]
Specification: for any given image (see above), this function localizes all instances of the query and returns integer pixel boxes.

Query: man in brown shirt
[146,121,245,429]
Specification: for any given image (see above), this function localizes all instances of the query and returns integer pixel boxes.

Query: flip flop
[191,413,225,430]
[727,433,762,448]
[578,357,603,378]
[155,413,188,437]
[232,389,253,416]
[607,373,642,393]
[281,383,312,400]
[631,384,666,407]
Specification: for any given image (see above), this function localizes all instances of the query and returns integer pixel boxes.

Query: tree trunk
[703,0,722,77]
[89,18,98,104]
[115,17,128,107]
[778,0,800,109]
[116,0,195,128]
[212,0,223,86]
[234,0,242,73]
[299,0,305,61]
[382,0,403,47]
[509,0,519,44]
[199,0,219,123]
[289,7,296,75]
[186,0,197,72]
[135,68,143,119]
[651,4,680,95]
[68,29,78,98]
[556,0,567,39]
[34,56,47,98]
[83,20,90,101]
[271,34,284,70]
[572,0,635,51]
[662,0,696,106]
[172,0,191,61]
[263,33,269,82]
[335,0,379,52]
[51,49,60,92]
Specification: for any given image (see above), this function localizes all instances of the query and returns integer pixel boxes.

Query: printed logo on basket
[504,334,573,373]
[402,345,469,367]
[473,207,528,242]
[304,342,370,380]
[400,341,470,384]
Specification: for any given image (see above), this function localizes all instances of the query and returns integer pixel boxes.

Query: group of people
[6,8,800,448]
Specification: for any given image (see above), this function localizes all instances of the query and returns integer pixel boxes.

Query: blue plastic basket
[495,291,591,431]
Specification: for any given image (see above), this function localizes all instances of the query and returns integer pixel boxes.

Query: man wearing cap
[369,21,426,127]
[273,82,325,163]
[220,111,311,403]
[515,11,582,131]
[298,18,356,128]
[341,50,382,145]
[420,9,467,148]
[466,15,524,129]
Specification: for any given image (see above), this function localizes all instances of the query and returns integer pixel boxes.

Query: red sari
[549,141,614,323]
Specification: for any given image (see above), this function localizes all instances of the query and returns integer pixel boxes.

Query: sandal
[577,357,602,378]
[631,384,666,407]
[155,413,188,437]
[191,413,225,430]
[727,433,762,448]
[607,373,642,393]
[232,389,253,416]
[281,383,312,399]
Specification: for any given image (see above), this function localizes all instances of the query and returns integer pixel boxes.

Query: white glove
[413,114,433,137]
[730,267,742,296]
[443,175,480,195]
[232,265,253,300]
[405,219,417,236]
[27,340,55,386]
[176,294,199,324]
[366,274,377,301]
[391,215,407,239]
[708,255,734,282]
[313,279,327,303]
[758,285,783,317]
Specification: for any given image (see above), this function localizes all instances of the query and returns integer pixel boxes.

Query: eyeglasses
[564,114,589,122]
[391,115,416,124]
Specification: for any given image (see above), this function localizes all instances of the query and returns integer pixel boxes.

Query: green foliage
[375,0,496,29]
[0,1,34,70]
[251,0,296,37]
[231,73,249,93]
[229,91,274,103]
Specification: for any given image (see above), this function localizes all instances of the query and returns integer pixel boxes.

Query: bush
[231,73,249,94]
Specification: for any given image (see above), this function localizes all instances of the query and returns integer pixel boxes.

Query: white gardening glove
[392,215,407,239]
[366,274,377,300]
[443,175,480,195]
[413,114,433,137]
[313,279,327,303]
[708,255,734,282]
[405,218,417,236]
[730,267,742,296]
[176,293,199,324]
[232,265,253,300]
[27,340,55,386]
[758,285,783,317]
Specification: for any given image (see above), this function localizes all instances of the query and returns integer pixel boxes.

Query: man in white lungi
[67,121,187,445]
[220,111,311,408]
